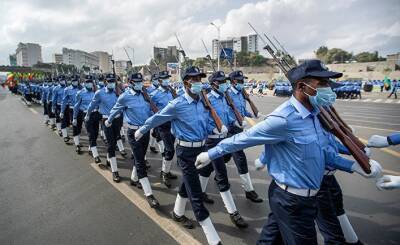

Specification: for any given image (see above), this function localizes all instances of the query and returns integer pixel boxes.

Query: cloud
[0,0,398,66]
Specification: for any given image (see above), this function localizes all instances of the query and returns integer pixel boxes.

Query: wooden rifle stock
[200,89,223,132]
[318,107,371,174]
[241,89,259,117]
[168,85,177,98]
[225,91,244,126]
[325,107,366,151]
[142,88,159,113]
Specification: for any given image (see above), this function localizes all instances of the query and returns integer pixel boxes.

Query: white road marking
[351,125,399,132]
[345,118,400,126]
[384,99,393,103]
[364,99,372,102]
[29,108,38,114]
[373,99,382,103]
[90,163,202,245]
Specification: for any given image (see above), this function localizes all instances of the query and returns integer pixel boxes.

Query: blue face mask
[226,80,231,88]
[235,83,244,90]
[72,81,78,87]
[133,82,143,91]
[107,82,115,90]
[304,83,337,108]
[161,79,170,87]
[217,83,228,93]
[85,83,93,90]
[190,82,202,94]
[60,81,66,86]
[98,81,104,88]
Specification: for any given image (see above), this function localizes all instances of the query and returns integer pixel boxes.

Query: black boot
[112,172,120,183]
[165,171,177,180]
[230,211,248,228]
[130,179,142,189]
[94,156,101,164]
[150,146,158,153]
[245,190,263,203]
[120,150,127,157]
[203,193,214,204]
[146,195,160,208]
[171,212,194,229]
[63,136,70,143]
[160,171,172,188]
[75,145,81,154]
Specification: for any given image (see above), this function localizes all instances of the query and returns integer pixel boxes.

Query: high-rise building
[62,47,99,70]
[15,42,42,67]
[9,54,17,66]
[53,53,63,64]
[248,34,259,53]
[91,51,112,73]
[154,46,179,63]
[114,60,128,75]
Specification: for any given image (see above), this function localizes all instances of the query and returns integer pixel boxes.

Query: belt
[324,169,336,176]
[177,139,206,148]
[102,114,120,119]
[275,181,319,197]
[208,134,226,139]
[127,124,140,130]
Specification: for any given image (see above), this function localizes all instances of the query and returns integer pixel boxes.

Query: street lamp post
[210,22,222,71]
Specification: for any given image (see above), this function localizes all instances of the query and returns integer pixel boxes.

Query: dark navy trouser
[104,117,123,158]
[47,102,55,119]
[127,128,150,179]
[198,138,230,192]
[43,101,48,115]
[157,122,175,160]
[61,107,72,129]
[228,126,248,175]
[86,111,101,147]
[176,145,210,222]
[73,111,85,136]
[257,181,318,245]
[316,175,346,244]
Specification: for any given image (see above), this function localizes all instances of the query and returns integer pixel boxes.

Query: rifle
[175,33,223,132]
[201,38,244,126]
[219,41,259,118]
[141,87,159,113]
[249,22,371,173]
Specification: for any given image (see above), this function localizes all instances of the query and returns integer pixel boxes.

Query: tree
[354,51,383,63]
[325,48,353,64]
[315,46,329,63]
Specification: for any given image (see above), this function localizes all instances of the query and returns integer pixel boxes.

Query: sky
[0,0,399,65]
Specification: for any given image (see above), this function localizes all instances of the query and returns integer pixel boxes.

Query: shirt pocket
[293,134,319,161]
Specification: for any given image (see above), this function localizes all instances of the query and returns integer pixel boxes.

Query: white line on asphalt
[398,100,400,104]
[29,108,38,114]
[343,112,400,118]
[345,118,400,126]
[343,114,400,121]
[364,99,372,102]
[351,125,399,132]
[90,163,202,245]
[384,99,393,103]
[373,99,383,103]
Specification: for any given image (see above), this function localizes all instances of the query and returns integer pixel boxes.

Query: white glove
[364,147,371,158]
[352,159,383,178]
[254,158,266,171]
[134,129,143,141]
[104,120,112,127]
[59,113,64,119]
[234,120,248,128]
[367,135,389,148]
[376,175,400,190]
[212,125,228,136]
[72,119,77,126]
[195,152,211,169]
[84,115,89,122]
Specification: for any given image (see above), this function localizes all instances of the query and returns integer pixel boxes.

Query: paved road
[1,89,399,245]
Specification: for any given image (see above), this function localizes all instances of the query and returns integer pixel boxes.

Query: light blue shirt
[108,88,153,126]
[150,86,175,110]
[73,88,95,119]
[208,90,235,130]
[61,86,80,112]
[140,91,213,141]
[52,85,66,109]
[228,87,252,118]
[208,96,354,189]
[41,85,50,103]
[87,87,118,117]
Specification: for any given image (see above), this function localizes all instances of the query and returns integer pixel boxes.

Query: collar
[158,86,166,92]
[183,91,195,104]
[210,90,220,98]
[105,87,114,93]
[289,96,318,119]
[230,87,239,94]
[129,88,137,96]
